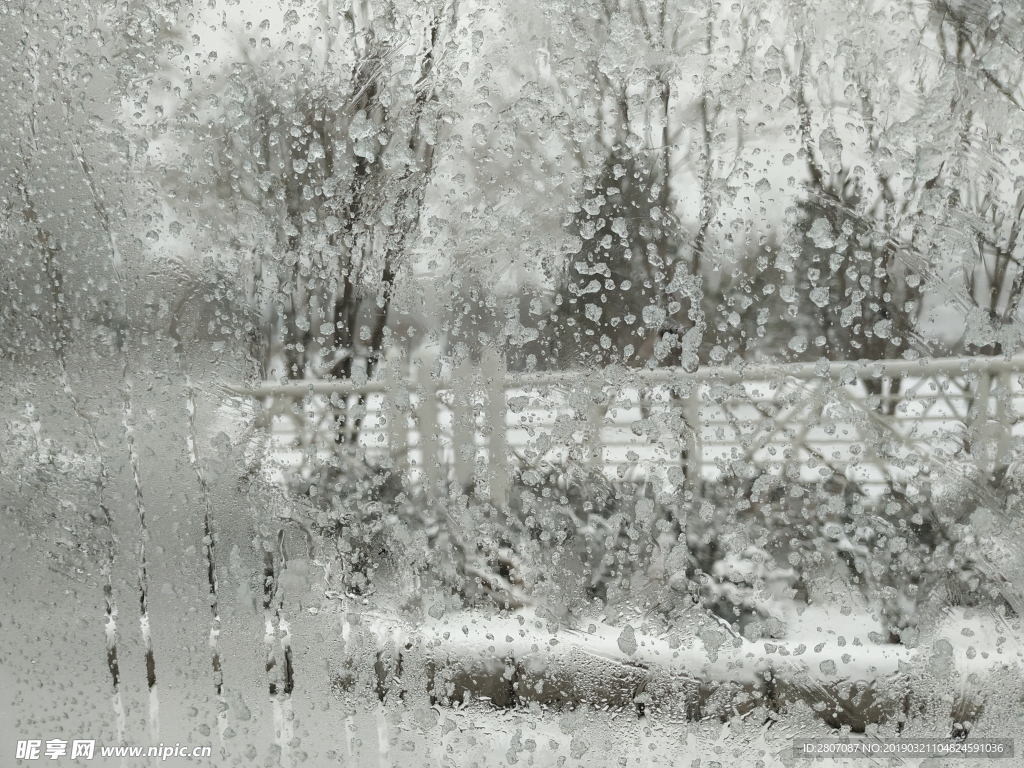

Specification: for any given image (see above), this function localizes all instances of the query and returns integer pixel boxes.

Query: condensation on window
[3,0,1024,765]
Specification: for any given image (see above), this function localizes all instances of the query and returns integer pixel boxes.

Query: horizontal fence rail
[228,352,1024,502]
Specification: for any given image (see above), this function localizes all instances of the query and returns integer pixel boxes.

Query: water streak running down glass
[3,0,1024,765]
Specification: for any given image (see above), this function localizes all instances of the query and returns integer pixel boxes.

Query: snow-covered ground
[327,599,1022,712]
[303,599,1024,768]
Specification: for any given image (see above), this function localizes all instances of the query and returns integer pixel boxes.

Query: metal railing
[228,352,1024,501]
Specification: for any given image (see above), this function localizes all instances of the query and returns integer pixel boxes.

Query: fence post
[996,370,1014,464]
[417,346,443,506]
[684,381,703,492]
[383,348,407,475]
[585,380,606,469]
[966,368,995,473]
[482,349,509,508]
[450,356,477,491]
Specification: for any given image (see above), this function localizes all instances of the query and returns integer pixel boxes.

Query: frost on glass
[4,0,1024,765]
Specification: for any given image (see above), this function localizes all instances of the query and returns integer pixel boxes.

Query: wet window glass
[4,0,1024,764]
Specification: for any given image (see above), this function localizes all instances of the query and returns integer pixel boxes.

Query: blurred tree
[502,0,706,371]
[553,135,686,369]
[126,0,466,611]
[926,0,1024,357]
[777,17,928,381]
[155,0,459,405]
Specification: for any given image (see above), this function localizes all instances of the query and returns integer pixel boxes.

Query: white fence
[231,351,1024,502]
